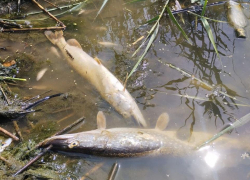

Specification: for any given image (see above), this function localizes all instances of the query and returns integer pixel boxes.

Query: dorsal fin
[94,57,102,65]
[97,111,106,129]
[67,39,82,49]
[155,113,169,130]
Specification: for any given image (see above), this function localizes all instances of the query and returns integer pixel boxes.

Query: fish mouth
[43,134,75,148]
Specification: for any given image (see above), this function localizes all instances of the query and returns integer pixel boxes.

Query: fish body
[225,0,248,38]
[44,31,146,127]
[42,112,248,157]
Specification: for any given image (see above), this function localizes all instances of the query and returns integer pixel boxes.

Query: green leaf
[94,0,109,21]
[200,17,220,59]
[128,22,159,79]
[166,6,191,44]
[197,113,250,149]
[201,0,208,16]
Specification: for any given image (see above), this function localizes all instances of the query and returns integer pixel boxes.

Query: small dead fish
[36,68,48,81]
[45,31,146,127]
[225,0,248,38]
[98,41,119,47]
[50,46,61,58]
[0,138,12,152]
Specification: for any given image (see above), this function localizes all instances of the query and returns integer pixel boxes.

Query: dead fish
[225,0,248,38]
[42,111,248,157]
[0,138,12,152]
[50,46,61,58]
[98,41,119,47]
[44,31,146,127]
[36,68,48,81]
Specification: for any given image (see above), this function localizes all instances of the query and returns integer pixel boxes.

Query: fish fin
[94,57,102,64]
[67,39,83,49]
[97,111,106,129]
[44,30,63,45]
[155,113,169,130]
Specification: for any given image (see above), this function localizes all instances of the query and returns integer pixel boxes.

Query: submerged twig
[31,0,65,28]
[0,126,19,141]
[1,26,65,32]
[80,163,104,180]
[13,121,23,141]
[0,156,12,167]
[13,144,53,177]
[41,0,60,8]
[157,59,246,104]
[0,20,22,28]
[0,85,10,105]
[108,162,119,180]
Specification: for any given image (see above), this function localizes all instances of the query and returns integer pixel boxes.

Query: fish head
[43,134,79,149]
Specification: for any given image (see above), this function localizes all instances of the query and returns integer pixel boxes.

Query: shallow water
[1,0,250,179]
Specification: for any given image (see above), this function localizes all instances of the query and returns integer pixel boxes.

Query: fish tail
[44,30,64,45]
[133,111,147,127]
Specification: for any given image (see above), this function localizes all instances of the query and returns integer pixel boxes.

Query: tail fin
[44,30,64,45]
[133,111,147,127]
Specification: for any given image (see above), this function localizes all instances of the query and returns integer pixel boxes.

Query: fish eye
[68,141,79,148]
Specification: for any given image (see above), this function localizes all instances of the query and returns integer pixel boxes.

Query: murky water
[1,0,250,179]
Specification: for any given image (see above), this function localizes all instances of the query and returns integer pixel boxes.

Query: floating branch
[157,59,247,104]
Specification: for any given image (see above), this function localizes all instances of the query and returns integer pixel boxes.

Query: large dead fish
[44,31,146,127]
[225,0,248,38]
[42,111,249,157]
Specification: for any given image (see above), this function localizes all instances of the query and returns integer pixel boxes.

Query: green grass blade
[166,6,191,44]
[201,0,208,16]
[197,113,250,149]
[124,0,145,4]
[94,0,109,21]
[128,22,159,78]
[132,0,169,57]
[132,22,158,57]
[200,17,220,58]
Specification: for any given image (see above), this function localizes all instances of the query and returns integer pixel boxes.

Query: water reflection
[1,0,250,179]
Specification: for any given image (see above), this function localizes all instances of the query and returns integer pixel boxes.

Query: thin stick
[0,85,10,105]
[108,162,119,180]
[1,26,65,32]
[0,20,22,28]
[14,116,85,176]
[157,59,246,103]
[13,121,23,141]
[13,144,53,177]
[57,113,74,123]
[0,156,12,167]
[41,0,60,8]
[31,0,65,28]
[51,107,72,114]
[0,127,19,141]
[80,163,104,180]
